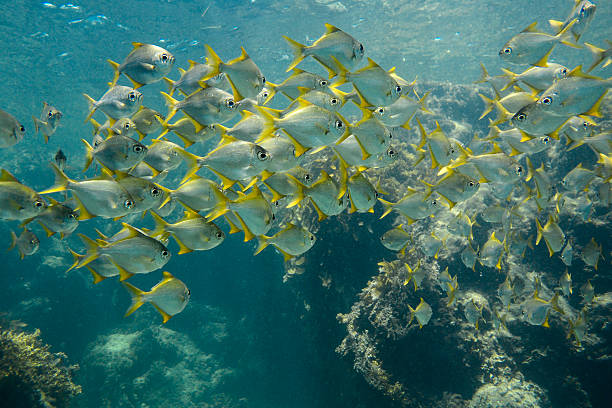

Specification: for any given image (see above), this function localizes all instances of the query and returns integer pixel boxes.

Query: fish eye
[161,53,169,62]
[161,250,169,257]
[375,191,380,198]
[516,113,526,122]
[335,120,343,129]
[304,173,311,181]
[124,123,131,130]
[128,92,136,101]
[19,126,25,132]
[502,47,512,55]
[395,85,402,93]
[48,111,54,118]
[359,43,364,53]
[468,181,475,187]
[541,96,553,105]
[69,213,76,219]
[310,234,315,241]
[257,150,268,160]
[216,231,223,238]
[377,107,384,114]
[450,147,455,154]
[151,187,161,197]
[262,91,269,98]
[319,79,328,87]
[561,68,568,76]
[516,166,523,175]
[542,136,550,144]
[271,213,276,221]
[582,122,589,129]
[431,200,438,207]
[133,145,144,153]
[330,98,339,105]
[261,76,266,84]
[388,148,396,157]
[34,200,43,208]
[124,199,134,209]
[226,99,235,108]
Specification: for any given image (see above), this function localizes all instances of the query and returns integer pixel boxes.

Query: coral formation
[0,327,81,408]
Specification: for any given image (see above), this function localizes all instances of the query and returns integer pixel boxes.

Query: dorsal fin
[0,169,19,183]
[131,42,144,49]
[324,23,340,34]
[521,22,539,33]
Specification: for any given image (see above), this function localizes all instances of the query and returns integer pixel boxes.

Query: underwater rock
[0,327,81,408]
[468,374,549,408]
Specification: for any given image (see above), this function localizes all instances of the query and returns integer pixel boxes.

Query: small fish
[346,170,380,214]
[509,101,569,136]
[461,242,478,270]
[491,309,508,332]
[143,139,183,174]
[498,275,514,308]
[420,232,444,259]
[159,118,221,148]
[284,24,364,76]
[263,167,314,205]
[549,0,596,42]
[559,116,596,148]
[84,86,143,122]
[501,63,569,91]
[257,100,346,157]
[404,261,426,291]
[179,135,270,189]
[204,45,265,100]
[114,173,165,215]
[488,125,551,156]
[580,279,594,303]
[423,169,479,208]
[305,170,348,221]
[258,134,299,173]
[161,87,238,126]
[54,149,67,171]
[584,41,612,73]
[525,157,554,203]
[123,271,189,323]
[163,59,226,96]
[218,185,274,241]
[266,68,330,101]
[32,102,62,143]
[380,224,411,254]
[24,196,78,238]
[349,108,393,159]
[90,117,136,140]
[535,214,565,257]
[536,67,612,118]
[581,237,601,269]
[69,251,120,284]
[561,163,596,193]
[334,57,401,107]
[131,106,163,139]
[373,91,430,128]
[72,223,171,280]
[282,87,346,114]
[447,212,476,240]
[150,210,224,254]
[108,42,175,88]
[479,231,505,269]
[442,144,525,185]
[8,229,39,259]
[464,299,484,330]
[40,163,135,220]
[409,298,433,329]
[378,188,443,223]
[521,291,559,327]
[161,174,227,213]
[255,223,316,260]
[507,231,531,258]
[480,90,538,122]
[560,269,572,297]
[567,310,587,346]
[334,137,398,170]
[560,241,573,266]
[0,108,25,148]
[0,169,47,220]
[573,131,612,156]
[499,20,578,67]
[82,135,147,173]
[219,111,267,143]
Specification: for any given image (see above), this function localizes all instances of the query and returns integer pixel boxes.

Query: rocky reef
[0,325,81,408]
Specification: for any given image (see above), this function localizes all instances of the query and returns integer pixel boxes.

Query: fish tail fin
[525,156,535,182]
[330,56,348,86]
[287,183,305,208]
[535,218,543,246]
[162,76,176,95]
[485,122,501,140]
[407,305,416,325]
[7,230,17,252]
[83,93,97,123]
[254,106,278,142]
[204,45,223,78]
[337,159,348,200]
[39,162,72,194]
[474,62,490,84]
[478,93,495,120]
[548,19,564,34]
[205,195,230,221]
[489,99,513,126]
[122,281,147,317]
[67,248,85,272]
[72,233,101,270]
[584,42,605,73]
[418,91,433,115]
[556,19,581,48]
[377,198,394,219]
[500,68,517,91]
[254,235,270,256]
[81,139,95,172]
[107,59,121,87]
[32,116,43,135]
[175,145,202,184]
[160,92,179,124]
[415,117,428,149]
[149,211,169,238]
[283,35,306,72]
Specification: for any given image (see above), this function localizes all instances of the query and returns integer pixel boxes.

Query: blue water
[1,1,611,407]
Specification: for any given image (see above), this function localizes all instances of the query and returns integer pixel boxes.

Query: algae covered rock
[469,375,550,408]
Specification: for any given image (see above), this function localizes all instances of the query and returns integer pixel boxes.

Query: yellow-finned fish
[380,224,411,254]
[488,125,551,156]
[500,63,568,92]
[0,108,25,148]
[72,223,171,280]
[82,135,147,173]
[283,23,364,76]
[417,119,465,170]
[150,210,224,254]
[559,114,596,146]
[179,135,270,189]
[423,169,479,208]
[258,134,299,173]
[409,298,433,328]
[561,163,597,192]
[219,110,267,143]
[479,231,506,269]
[548,0,596,42]
[535,214,565,256]
[114,172,165,215]
[404,260,427,291]
[560,241,573,266]
[23,196,78,239]
[83,86,143,122]
[580,279,595,303]
[334,137,398,170]
[123,271,190,323]
[257,100,346,157]
[499,20,578,67]
[203,45,265,101]
[161,174,227,213]
[90,117,136,141]
[8,228,39,260]
[349,108,393,160]
[461,242,478,270]
[480,89,538,122]
[567,310,587,346]
[159,118,221,148]
[40,163,135,220]
[464,299,484,330]
[218,185,274,242]
[161,87,238,126]
[509,101,570,136]
[266,68,330,102]
[0,169,47,220]
[282,87,346,114]
[560,269,572,297]
[263,166,314,205]
[521,290,560,327]
[143,139,183,174]
[581,237,601,269]
[497,275,514,308]
[373,91,430,128]
[131,106,163,139]
[584,41,612,73]
[442,144,525,185]
[305,170,349,221]
[334,57,401,107]
[346,170,380,214]
[108,42,175,88]
[255,223,316,260]
[378,187,443,223]
[32,102,62,143]
[536,66,612,118]
[163,59,229,96]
